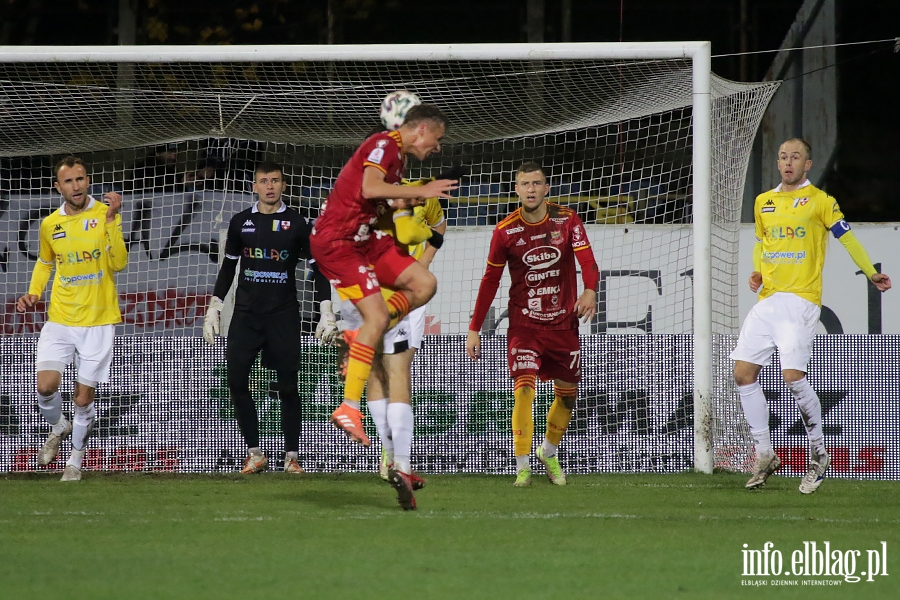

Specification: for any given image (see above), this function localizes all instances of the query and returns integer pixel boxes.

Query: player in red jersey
[310,104,457,447]
[467,162,599,486]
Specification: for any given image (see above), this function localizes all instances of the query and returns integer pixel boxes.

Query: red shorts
[507,326,581,382]
[310,233,415,303]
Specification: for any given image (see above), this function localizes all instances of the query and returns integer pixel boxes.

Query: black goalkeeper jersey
[215,203,313,315]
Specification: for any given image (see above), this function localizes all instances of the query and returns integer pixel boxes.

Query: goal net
[0,44,777,474]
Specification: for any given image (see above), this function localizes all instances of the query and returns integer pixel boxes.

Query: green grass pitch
[1,471,897,599]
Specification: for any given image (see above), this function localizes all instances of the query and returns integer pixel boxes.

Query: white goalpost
[0,43,778,474]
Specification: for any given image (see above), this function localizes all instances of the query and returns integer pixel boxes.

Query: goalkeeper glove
[436,164,470,181]
[315,300,339,345]
[203,297,224,345]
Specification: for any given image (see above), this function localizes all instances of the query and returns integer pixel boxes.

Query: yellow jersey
[29,198,128,326]
[375,196,445,260]
[754,181,843,306]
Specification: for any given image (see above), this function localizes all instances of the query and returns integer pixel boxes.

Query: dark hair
[783,138,812,160]
[402,104,448,130]
[516,161,545,178]
[54,156,88,182]
[254,161,284,179]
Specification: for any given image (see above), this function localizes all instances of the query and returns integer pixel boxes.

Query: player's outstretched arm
[362,166,457,200]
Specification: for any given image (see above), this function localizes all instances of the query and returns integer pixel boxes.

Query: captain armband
[830,219,851,239]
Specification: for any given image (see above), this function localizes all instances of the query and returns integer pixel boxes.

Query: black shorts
[226,307,300,372]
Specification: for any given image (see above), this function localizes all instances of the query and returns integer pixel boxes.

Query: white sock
[516,455,531,471]
[737,382,773,455]
[541,438,558,458]
[368,398,393,455]
[67,448,85,469]
[787,377,826,455]
[71,403,96,451]
[248,447,264,456]
[37,391,63,429]
[387,402,413,474]
[343,400,361,411]
[285,451,298,461]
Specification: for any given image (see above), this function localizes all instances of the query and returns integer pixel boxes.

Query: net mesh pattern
[0,56,778,473]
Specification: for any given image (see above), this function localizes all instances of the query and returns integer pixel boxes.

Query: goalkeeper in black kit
[203,161,337,474]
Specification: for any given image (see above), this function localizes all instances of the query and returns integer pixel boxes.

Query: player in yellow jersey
[335,178,455,510]
[16,156,128,482]
[731,139,890,494]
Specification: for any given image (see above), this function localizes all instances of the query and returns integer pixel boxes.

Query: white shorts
[730,292,820,372]
[339,300,426,355]
[36,321,115,386]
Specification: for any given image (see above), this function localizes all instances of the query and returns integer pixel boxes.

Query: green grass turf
[0,471,897,599]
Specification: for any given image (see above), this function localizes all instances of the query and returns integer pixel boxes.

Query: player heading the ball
[310,103,457,448]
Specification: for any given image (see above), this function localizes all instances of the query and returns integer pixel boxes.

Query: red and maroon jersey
[311,130,405,246]
[470,203,599,331]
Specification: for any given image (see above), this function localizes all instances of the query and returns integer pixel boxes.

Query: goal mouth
[0,44,777,474]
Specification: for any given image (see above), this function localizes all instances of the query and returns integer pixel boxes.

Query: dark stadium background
[1,0,898,220]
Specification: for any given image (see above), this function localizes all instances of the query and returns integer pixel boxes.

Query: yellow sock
[344,342,375,402]
[545,385,576,446]
[512,375,536,457]
[385,291,411,330]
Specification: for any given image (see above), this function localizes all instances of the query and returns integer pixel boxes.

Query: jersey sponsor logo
[243,247,290,261]
[523,246,561,270]
[376,139,388,148]
[528,308,567,321]
[792,197,809,208]
[573,225,583,241]
[550,230,563,245]
[242,268,289,284]
[515,238,526,246]
[550,217,567,224]
[761,207,776,213]
[765,199,775,206]
[762,250,807,263]
[83,218,98,230]
[528,297,542,311]
[242,219,256,232]
[530,233,546,240]
[52,231,67,239]
[572,239,588,248]
[57,248,102,265]
[505,226,524,234]
[58,270,104,285]
[767,226,805,239]
[510,347,538,372]
[367,147,385,164]
[525,268,560,287]
[271,220,291,232]
[528,285,560,297]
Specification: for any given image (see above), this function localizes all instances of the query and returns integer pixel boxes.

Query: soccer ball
[380,90,421,131]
